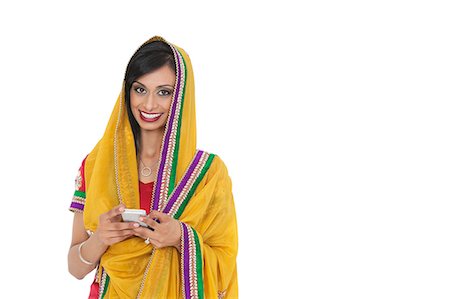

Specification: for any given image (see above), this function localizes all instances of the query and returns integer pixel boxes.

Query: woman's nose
[143,94,157,111]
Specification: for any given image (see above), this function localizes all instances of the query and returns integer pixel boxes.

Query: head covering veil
[81,36,238,298]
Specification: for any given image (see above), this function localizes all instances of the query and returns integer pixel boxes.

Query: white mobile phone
[121,209,148,227]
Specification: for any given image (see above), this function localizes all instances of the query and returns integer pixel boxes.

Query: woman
[67,36,238,299]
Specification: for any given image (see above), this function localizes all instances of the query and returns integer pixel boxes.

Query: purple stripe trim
[70,202,84,211]
[182,224,191,299]
[163,150,203,214]
[153,46,182,210]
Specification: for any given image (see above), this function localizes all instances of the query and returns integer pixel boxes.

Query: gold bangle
[78,240,94,265]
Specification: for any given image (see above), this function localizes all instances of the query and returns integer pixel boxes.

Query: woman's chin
[140,125,164,132]
[138,121,167,132]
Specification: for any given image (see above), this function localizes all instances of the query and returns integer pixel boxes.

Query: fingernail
[133,223,140,227]
[139,217,144,221]
[119,207,125,212]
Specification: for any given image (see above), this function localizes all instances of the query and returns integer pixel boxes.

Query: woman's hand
[96,204,136,246]
[133,210,182,252]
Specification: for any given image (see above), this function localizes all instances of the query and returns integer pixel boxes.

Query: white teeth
[140,111,162,119]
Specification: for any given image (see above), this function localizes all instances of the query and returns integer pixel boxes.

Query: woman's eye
[158,90,172,96]
[134,87,146,94]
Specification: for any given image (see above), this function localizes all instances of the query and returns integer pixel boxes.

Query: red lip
[139,111,162,123]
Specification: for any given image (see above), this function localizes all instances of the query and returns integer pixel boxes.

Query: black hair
[124,41,176,155]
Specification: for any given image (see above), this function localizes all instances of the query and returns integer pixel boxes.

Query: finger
[105,204,126,221]
[104,229,135,238]
[104,222,136,231]
[139,216,160,230]
[133,227,157,240]
[110,215,123,223]
[148,210,170,223]
[100,204,125,221]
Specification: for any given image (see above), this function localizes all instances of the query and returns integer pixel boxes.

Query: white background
[0,0,449,298]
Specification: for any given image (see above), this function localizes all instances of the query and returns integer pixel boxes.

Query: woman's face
[130,64,176,132]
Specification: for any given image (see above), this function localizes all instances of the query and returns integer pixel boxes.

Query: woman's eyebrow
[134,81,174,89]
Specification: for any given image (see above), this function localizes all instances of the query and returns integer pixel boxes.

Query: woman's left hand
[133,210,182,252]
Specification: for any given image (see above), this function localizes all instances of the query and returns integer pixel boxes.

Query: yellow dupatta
[82,36,238,298]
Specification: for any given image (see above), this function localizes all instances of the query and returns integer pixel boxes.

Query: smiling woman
[67,36,238,299]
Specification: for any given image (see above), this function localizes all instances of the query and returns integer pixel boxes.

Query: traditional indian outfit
[69,36,238,299]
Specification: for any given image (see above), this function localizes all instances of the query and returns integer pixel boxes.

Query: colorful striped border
[180,222,204,299]
[152,44,187,212]
[163,151,215,218]
[98,268,109,299]
[69,190,86,213]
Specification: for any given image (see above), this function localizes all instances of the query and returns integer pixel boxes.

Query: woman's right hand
[96,204,137,246]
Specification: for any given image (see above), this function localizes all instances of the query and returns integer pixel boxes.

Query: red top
[139,181,154,213]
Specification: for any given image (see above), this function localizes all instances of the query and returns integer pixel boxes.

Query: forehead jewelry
[140,158,158,177]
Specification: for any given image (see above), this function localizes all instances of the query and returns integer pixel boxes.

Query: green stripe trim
[192,229,204,299]
[74,190,86,198]
[101,274,110,299]
[169,52,187,197]
[174,154,215,219]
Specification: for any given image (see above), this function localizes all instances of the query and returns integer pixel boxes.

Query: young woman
[67,36,238,299]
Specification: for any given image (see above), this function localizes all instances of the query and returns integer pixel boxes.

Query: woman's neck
[139,129,163,160]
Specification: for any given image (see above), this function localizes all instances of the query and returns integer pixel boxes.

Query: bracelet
[78,240,95,265]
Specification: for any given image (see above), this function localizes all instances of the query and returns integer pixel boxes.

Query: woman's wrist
[90,232,109,252]
[79,233,109,266]
[79,240,100,265]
